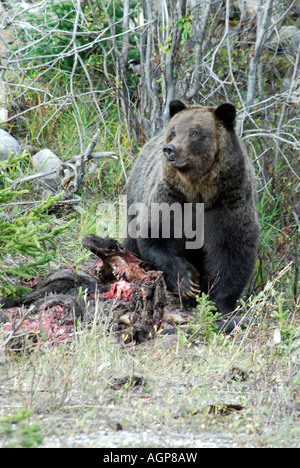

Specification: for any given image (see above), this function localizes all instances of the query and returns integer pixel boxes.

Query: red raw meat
[96,280,137,301]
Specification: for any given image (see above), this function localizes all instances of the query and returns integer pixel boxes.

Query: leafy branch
[0,156,71,297]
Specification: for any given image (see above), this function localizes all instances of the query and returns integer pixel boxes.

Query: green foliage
[0,409,43,448]
[187,293,222,343]
[15,0,140,72]
[177,12,194,43]
[255,160,299,300]
[272,294,300,356]
[15,1,104,70]
[0,0,298,448]
[0,155,71,297]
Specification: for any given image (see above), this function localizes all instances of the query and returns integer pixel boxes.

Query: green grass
[0,289,299,447]
[1,38,299,448]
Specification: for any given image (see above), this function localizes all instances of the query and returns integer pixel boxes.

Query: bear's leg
[204,245,257,315]
[137,238,200,298]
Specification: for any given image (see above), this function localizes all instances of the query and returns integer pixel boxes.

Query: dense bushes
[0,0,299,301]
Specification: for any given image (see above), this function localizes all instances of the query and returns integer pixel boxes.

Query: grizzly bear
[123,100,259,316]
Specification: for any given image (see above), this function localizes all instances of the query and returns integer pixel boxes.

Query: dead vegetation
[0,255,299,447]
[0,0,299,448]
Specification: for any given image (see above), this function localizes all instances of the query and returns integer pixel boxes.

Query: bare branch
[185,0,211,101]
[237,0,274,134]
[1,0,298,209]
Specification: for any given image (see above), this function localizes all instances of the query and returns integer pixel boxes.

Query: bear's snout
[163,143,188,167]
[163,144,177,160]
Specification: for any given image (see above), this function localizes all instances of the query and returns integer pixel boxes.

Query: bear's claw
[183,280,200,299]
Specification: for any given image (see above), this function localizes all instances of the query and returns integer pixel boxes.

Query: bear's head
[163,100,236,181]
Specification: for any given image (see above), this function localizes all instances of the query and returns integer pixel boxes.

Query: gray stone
[0,129,21,161]
[32,149,63,187]
[279,26,300,51]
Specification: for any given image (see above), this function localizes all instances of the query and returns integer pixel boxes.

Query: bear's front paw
[170,260,200,299]
[181,276,200,299]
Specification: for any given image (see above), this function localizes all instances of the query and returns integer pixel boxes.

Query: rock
[0,129,21,161]
[0,28,16,59]
[0,108,8,124]
[32,149,63,188]
[278,26,300,51]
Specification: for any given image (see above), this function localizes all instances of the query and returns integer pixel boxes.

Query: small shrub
[0,154,70,297]
[187,293,222,343]
[0,409,43,448]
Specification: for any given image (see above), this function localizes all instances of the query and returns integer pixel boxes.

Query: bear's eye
[191,130,200,137]
[169,131,176,140]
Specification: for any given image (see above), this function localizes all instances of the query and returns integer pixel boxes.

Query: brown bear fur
[123,100,259,315]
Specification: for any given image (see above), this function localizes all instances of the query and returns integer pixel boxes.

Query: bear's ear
[215,103,236,127]
[169,100,187,119]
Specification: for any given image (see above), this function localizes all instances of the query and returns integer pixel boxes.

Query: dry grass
[0,268,299,448]
[0,0,299,449]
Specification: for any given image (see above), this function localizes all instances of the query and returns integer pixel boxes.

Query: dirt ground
[1,330,299,449]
